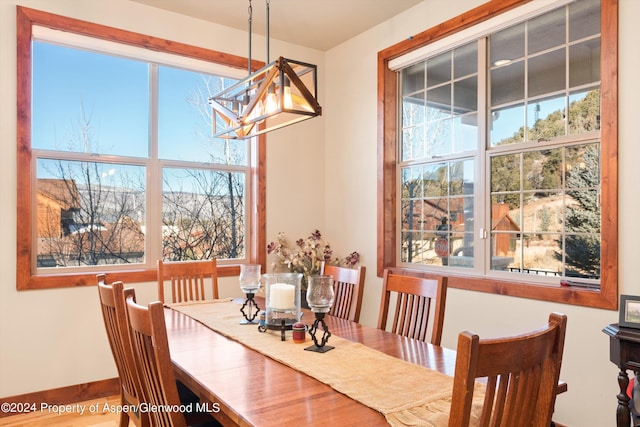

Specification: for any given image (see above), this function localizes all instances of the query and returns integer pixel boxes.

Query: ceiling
[129,0,424,51]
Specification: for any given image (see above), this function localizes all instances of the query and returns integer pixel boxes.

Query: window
[17,7,266,289]
[378,0,617,309]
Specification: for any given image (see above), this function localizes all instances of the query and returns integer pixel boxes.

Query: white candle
[269,283,295,310]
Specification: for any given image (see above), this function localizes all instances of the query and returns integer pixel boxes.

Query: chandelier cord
[266,0,270,64]
[247,0,252,74]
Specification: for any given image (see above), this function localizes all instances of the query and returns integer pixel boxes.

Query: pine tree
[557,144,600,278]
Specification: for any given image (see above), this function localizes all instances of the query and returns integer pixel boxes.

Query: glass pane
[566,189,600,233]
[528,48,566,98]
[402,166,424,200]
[521,233,562,275]
[522,192,562,233]
[32,42,149,157]
[449,160,473,196]
[523,149,563,191]
[402,62,425,95]
[527,95,567,141]
[565,144,600,189]
[449,234,474,265]
[569,0,600,42]
[491,61,525,106]
[454,76,477,113]
[162,168,246,260]
[454,42,478,79]
[528,7,566,54]
[491,153,521,193]
[403,92,426,126]
[423,197,449,229]
[36,159,146,268]
[427,51,451,88]
[158,66,246,165]
[490,22,525,65]
[425,119,452,157]
[490,103,525,146]
[569,40,600,87]
[463,196,475,231]
[443,233,469,268]
[492,193,521,224]
[423,163,448,197]
[401,199,422,231]
[402,126,425,161]
[453,113,478,152]
[568,89,600,134]
[427,84,452,119]
[490,231,519,270]
[563,233,600,279]
[401,231,427,264]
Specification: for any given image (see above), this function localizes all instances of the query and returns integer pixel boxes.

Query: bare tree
[37,109,145,267]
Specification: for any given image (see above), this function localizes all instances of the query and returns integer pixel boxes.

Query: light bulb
[265,85,278,114]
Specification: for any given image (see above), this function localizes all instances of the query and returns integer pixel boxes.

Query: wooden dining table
[164,299,458,426]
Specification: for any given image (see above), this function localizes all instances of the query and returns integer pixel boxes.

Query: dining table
[164,298,566,426]
[163,297,459,426]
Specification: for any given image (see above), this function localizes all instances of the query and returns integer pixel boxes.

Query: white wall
[325,1,640,426]
[1,0,638,426]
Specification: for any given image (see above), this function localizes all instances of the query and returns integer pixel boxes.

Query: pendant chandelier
[209,0,322,140]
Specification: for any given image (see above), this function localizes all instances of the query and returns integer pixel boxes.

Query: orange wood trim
[20,265,246,291]
[598,0,619,310]
[15,6,267,290]
[377,0,618,310]
[16,6,34,291]
[378,0,532,63]
[0,377,120,418]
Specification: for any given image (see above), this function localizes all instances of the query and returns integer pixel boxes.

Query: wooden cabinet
[603,324,640,427]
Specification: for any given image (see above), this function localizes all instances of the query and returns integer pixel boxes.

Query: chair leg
[119,411,129,427]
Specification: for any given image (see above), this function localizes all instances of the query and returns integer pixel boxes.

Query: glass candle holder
[305,275,335,352]
[259,273,302,340]
[239,264,261,324]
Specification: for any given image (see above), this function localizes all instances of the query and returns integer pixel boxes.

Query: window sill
[384,267,617,310]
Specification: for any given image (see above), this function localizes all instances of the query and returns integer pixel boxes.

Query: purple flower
[267,230,360,281]
[344,251,360,266]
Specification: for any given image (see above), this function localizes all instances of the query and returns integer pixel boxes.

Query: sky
[31,41,245,167]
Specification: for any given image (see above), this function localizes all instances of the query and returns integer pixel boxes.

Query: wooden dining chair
[97,274,150,427]
[322,264,366,322]
[157,258,219,304]
[376,269,447,345]
[125,295,220,427]
[448,312,568,427]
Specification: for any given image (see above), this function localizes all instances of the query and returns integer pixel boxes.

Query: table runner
[169,299,484,426]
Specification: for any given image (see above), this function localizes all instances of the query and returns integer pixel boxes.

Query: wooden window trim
[377,0,618,309]
[16,6,267,290]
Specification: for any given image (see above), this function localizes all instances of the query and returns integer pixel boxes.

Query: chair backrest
[126,295,187,427]
[96,274,150,427]
[157,259,219,304]
[376,269,447,345]
[322,264,366,322]
[448,312,568,427]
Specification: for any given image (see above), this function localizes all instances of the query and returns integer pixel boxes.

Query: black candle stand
[240,293,260,324]
[258,318,294,341]
[304,312,334,353]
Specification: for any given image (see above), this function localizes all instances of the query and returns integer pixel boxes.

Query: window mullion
[477,37,489,276]
[146,63,161,266]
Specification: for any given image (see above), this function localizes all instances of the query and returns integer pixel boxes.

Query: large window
[378,0,617,309]
[17,7,266,289]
